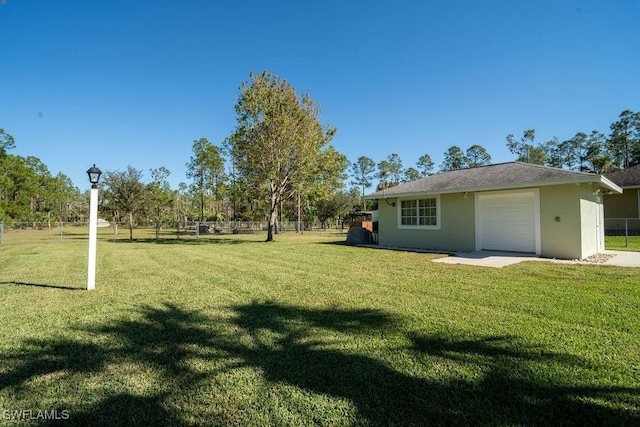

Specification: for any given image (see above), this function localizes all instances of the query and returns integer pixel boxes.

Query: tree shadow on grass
[0,302,637,425]
[314,239,349,246]
[0,338,107,392]
[408,333,640,425]
[0,304,212,426]
[108,237,263,245]
[0,281,80,291]
[225,303,640,425]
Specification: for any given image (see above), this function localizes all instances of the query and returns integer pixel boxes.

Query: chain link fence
[0,220,347,244]
[604,218,640,248]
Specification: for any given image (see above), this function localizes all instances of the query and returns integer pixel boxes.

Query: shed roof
[605,164,640,188]
[366,162,621,198]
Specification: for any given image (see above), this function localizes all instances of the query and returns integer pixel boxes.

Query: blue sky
[2,0,639,191]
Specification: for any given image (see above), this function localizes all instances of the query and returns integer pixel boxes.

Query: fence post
[625,218,629,248]
[196,221,200,238]
[0,221,3,245]
[60,222,63,243]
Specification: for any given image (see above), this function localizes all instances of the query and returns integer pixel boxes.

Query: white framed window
[398,196,440,229]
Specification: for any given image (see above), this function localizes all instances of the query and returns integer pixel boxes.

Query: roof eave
[598,176,623,194]
[366,176,623,199]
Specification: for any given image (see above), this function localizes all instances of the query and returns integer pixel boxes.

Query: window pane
[401,199,417,225]
[419,198,437,226]
[402,198,437,227]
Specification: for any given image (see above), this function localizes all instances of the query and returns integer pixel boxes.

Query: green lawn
[0,233,638,426]
[606,235,640,251]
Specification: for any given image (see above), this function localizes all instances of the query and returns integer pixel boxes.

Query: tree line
[0,72,361,238]
[350,110,639,210]
[505,111,640,172]
[1,71,639,239]
[1,128,80,226]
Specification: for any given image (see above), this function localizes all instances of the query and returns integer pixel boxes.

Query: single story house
[604,164,640,219]
[365,162,622,259]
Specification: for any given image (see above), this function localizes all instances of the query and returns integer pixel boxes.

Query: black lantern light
[86,164,102,189]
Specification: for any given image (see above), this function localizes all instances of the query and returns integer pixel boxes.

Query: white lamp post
[86,164,102,291]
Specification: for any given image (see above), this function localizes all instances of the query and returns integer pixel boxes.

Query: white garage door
[478,192,536,253]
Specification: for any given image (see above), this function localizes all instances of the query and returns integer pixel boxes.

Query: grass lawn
[0,232,638,425]
[606,235,640,251]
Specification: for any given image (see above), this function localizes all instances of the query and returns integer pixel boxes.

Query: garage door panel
[509,209,532,221]
[507,227,535,252]
[479,192,536,253]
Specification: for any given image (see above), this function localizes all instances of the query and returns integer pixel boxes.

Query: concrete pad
[360,244,640,268]
[432,251,540,268]
[602,250,640,268]
[432,250,640,268]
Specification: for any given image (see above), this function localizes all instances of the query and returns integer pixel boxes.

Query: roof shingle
[367,162,619,197]
[605,164,640,187]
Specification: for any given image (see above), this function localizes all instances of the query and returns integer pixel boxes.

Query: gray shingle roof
[605,164,640,187]
[367,162,621,198]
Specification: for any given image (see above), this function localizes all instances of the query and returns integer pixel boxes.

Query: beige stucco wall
[539,185,583,259]
[579,187,604,258]
[534,184,605,259]
[604,189,639,218]
[376,193,475,252]
[375,183,604,259]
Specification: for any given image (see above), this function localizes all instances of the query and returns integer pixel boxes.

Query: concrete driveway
[431,250,640,268]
